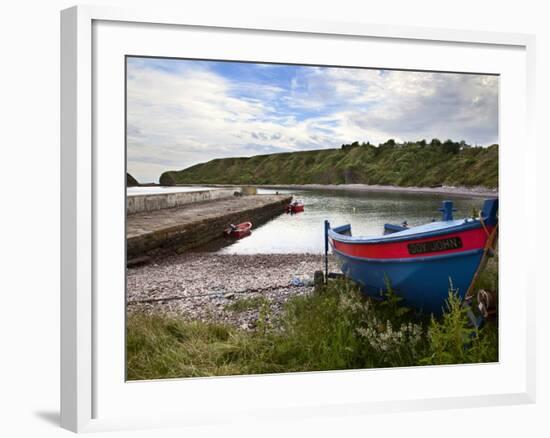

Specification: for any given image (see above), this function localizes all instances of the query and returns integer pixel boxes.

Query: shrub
[420,284,498,365]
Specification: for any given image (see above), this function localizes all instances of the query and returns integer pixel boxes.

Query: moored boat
[325,199,498,314]
[286,199,305,213]
[224,221,253,238]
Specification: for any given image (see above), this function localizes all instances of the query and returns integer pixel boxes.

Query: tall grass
[127,271,498,380]
[420,289,497,365]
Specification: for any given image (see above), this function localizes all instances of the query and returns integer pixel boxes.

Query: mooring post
[324,220,329,283]
[439,200,457,221]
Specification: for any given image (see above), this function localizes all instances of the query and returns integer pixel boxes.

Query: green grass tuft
[127,271,498,380]
[225,296,269,312]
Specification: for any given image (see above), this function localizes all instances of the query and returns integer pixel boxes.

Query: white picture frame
[60,5,536,433]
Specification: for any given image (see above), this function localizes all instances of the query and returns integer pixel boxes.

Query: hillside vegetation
[162,140,498,188]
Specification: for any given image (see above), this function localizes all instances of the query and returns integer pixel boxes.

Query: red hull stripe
[331,226,491,259]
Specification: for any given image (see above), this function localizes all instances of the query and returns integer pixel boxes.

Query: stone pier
[127,194,292,258]
[127,187,239,214]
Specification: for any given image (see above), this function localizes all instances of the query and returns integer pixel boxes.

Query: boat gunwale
[331,246,484,264]
[328,219,486,245]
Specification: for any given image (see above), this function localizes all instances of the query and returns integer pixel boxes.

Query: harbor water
[198,188,484,255]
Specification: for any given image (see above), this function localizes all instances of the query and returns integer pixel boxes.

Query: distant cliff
[162,140,498,188]
[127,173,139,187]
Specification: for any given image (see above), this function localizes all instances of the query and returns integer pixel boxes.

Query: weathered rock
[127,173,139,187]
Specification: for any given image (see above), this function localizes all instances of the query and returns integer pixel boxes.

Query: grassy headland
[161,140,498,188]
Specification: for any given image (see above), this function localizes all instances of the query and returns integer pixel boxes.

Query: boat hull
[286,204,304,213]
[224,222,252,238]
[326,198,498,315]
[332,247,484,314]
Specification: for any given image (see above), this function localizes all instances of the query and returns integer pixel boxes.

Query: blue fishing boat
[324,199,498,314]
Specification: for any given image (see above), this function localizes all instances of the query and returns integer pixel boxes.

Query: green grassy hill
[162,140,498,188]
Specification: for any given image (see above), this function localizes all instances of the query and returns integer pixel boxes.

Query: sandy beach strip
[127,253,338,329]
[261,184,498,198]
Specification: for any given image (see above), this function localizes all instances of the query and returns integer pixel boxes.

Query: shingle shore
[127,253,338,329]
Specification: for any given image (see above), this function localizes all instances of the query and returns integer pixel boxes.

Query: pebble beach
[127,253,339,329]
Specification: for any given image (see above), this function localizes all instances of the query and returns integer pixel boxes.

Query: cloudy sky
[126,57,498,183]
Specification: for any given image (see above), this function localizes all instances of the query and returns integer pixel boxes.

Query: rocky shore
[127,253,339,329]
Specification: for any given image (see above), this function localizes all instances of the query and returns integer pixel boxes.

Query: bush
[420,285,498,365]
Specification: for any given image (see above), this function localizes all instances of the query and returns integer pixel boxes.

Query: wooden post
[324,220,330,283]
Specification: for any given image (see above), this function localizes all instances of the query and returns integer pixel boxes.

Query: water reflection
[200,188,484,255]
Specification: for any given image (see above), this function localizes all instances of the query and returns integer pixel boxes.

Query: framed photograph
[61,5,536,433]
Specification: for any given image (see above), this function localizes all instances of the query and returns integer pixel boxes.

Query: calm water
[212,188,484,255]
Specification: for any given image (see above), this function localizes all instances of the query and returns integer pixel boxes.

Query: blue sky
[126,57,498,183]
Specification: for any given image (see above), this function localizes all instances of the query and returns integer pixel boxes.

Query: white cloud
[284,68,498,144]
[127,61,498,183]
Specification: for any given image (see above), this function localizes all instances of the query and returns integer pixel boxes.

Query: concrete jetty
[127,194,292,258]
[127,187,239,214]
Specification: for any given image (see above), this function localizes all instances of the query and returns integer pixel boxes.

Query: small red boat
[224,222,252,238]
[286,200,305,213]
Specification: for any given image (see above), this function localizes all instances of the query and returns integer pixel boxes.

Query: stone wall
[127,188,239,214]
[127,196,291,258]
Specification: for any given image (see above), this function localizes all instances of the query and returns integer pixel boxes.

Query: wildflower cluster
[357,319,422,352]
